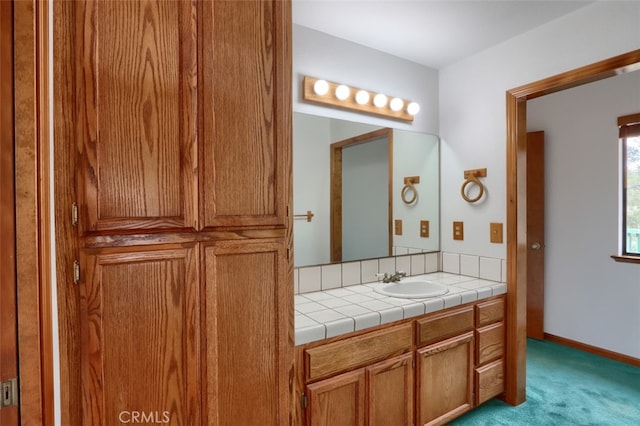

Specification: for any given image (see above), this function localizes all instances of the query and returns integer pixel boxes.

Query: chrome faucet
[378,271,406,283]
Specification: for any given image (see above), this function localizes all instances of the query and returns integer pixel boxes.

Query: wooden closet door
[55,1,293,425]
[200,0,291,228]
[203,240,292,425]
[75,0,198,234]
[80,245,200,425]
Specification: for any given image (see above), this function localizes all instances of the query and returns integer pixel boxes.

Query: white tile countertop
[295,272,507,345]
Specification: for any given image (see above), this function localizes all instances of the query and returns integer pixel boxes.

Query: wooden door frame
[1,0,18,423]
[505,49,640,405]
[330,128,393,262]
[12,0,54,424]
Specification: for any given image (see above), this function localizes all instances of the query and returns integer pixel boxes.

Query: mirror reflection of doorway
[330,128,393,262]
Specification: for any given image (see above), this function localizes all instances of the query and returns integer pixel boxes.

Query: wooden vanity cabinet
[296,296,506,426]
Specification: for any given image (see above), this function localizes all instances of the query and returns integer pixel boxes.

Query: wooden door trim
[14,0,54,424]
[1,0,18,424]
[330,127,393,262]
[505,49,640,405]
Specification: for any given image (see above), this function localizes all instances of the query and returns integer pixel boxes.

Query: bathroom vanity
[293,280,505,426]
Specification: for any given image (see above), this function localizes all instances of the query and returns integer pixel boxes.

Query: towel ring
[401,183,418,204]
[461,173,485,203]
[401,176,420,205]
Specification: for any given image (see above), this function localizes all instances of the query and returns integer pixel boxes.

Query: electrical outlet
[420,220,429,238]
[490,222,503,243]
[453,221,464,240]
[395,219,403,235]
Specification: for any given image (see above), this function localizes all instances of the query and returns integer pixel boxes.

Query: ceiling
[292,0,594,69]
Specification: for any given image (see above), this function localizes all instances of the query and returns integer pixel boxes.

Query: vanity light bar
[303,76,418,122]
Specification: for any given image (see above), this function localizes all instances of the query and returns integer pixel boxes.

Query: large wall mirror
[293,112,440,267]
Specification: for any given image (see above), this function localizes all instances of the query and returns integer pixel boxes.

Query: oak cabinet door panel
[306,369,366,426]
[366,353,414,426]
[80,245,200,425]
[76,0,198,234]
[203,240,292,425]
[416,332,474,426]
[201,0,291,228]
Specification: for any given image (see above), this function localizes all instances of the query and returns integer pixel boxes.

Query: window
[619,113,640,257]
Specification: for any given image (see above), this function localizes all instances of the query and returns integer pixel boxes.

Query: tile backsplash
[294,252,506,295]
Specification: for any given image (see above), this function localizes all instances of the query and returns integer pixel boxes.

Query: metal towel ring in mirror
[401,176,420,205]
[461,168,487,203]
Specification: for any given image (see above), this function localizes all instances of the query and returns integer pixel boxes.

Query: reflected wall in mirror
[293,112,440,267]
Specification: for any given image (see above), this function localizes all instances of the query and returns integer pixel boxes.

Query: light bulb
[313,79,329,96]
[373,93,387,108]
[390,98,403,112]
[407,102,420,116]
[335,85,350,101]
[355,90,370,105]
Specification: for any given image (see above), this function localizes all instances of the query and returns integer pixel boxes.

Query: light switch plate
[395,219,403,236]
[490,222,503,243]
[420,220,429,238]
[453,221,464,240]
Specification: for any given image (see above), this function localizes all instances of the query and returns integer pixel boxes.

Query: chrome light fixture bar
[303,76,419,122]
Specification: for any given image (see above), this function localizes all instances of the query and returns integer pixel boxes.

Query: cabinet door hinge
[73,260,80,285]
[71,202,78,227]
[1,378,18,409]
[300,393,308,409]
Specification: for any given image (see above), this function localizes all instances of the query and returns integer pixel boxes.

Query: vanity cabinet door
[416,332,474,426]
[366,353,414,426]
[306,369,366,426]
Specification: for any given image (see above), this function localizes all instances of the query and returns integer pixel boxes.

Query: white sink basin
[375,279,449,299]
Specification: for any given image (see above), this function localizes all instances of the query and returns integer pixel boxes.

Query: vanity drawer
[304,322,413,382]
[475,359,504,405]
[475,296,505,327]
[416,306,474,347]
[476,322,505,365]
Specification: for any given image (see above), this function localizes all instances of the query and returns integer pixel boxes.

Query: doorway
[330,128,393,262]
[505,49,640,405]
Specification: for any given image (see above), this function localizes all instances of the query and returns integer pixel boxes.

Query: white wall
[528,70,640,358]
[440,0,640,258]
[439,1,640,357]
